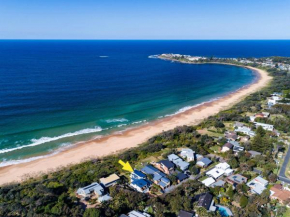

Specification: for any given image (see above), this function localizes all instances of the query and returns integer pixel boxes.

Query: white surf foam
[104,118,129,123]
[0,143,72,167]
[0,127,103,154]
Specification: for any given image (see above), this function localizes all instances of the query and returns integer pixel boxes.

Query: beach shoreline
[0,64,272,185]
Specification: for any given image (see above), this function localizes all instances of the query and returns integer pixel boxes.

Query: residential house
[202,177,216,187]
[235,126,256,137]
[127,210,151,217]
[210,180,225,188]
[240,135,250,143]
[196,157,212,168]
[196,154,204,161]
[206,168,225,179]
[154,160,175,175]
[180,148,195,162]
[141,165,170,190]
[226,174,248,187]
[178,210,195,217]
[270,184,290,204]
[248,150,261,158]
[254,122,274,131]
[168,154,189,171]
[233,145,245,154]
[194,192,217,211]
[221,143,233,153]
[206,162,233,179]
[100,174,120,188]
[225,131,238,141]
[130,179,151,193]
[98,194,112,203]
[247,176,268,195]
[234,122,244,128]
[76,182,105,198]
[215,162,233,176]
[176,173,188,183]
[130,170,147,180]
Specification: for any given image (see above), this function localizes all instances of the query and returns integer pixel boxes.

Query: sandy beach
[0,65,272,185]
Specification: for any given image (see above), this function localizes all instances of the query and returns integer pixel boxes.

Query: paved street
[278,145,290,184]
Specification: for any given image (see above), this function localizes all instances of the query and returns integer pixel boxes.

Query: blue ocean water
[0,40,289,166]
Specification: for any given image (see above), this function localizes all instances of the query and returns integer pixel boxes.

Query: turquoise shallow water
[1,40,279,166]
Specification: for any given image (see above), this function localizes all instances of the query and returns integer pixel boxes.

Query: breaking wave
[0,127,103,154]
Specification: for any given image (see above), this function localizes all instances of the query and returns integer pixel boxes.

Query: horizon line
[0,39,290,41]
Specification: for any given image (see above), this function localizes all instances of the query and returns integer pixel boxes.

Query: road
[278,145,290,184]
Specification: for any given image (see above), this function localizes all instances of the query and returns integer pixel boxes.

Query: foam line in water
[0,127,103,154]
[104,118,129,123]
[0,143,72,167]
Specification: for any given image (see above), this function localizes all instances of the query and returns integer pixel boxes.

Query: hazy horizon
[1,0,289,40]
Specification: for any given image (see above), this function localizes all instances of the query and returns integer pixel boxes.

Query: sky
[0,0,289,40]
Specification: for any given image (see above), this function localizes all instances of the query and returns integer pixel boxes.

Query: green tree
[83,208,101,217]
[240,195,248,208]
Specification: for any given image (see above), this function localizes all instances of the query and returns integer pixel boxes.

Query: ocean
[0,40,289,166]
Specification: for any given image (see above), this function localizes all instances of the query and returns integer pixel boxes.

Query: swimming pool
[217,205,233,217]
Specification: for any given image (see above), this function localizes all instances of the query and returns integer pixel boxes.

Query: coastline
[0,64,272,185]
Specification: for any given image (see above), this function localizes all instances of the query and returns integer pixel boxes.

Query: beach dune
[0,66,271,185]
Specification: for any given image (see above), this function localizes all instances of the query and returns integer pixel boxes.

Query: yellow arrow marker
[118,160,133,172]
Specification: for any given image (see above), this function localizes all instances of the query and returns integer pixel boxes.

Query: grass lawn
[210,145,220,153]
[283,207,290,217]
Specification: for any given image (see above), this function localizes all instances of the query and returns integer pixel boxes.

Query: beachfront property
[249,112,270,122]
[180,148,195,162]
[76,182,105,198]
[130,170,152,193]
[131,169,147,180]
[221,142,233,153]
[196,157,212,168]
[141,165,170,190]
[178,210,195,217]
[100,173,120,188]
[235,126,256,137]
[247,176,268,195]
[168,154,189,171]
[194,192,217,212]
[226,174,248,186]
[254,122,274,131]
[154,160,175,175]
[130,179,152,193]
[268,95,282,107]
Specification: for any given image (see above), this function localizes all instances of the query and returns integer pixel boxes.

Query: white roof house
[224,168,234,176]
[76,182,104,198]
[180,148,195,162]
[215,162,230,171]
[128,211,151,217]
[202,177,216,187]
[168,154,189,171]
[254,122,274,131]
[235,126,256,137]
[206,168,225,179]
[247,176,268,195]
